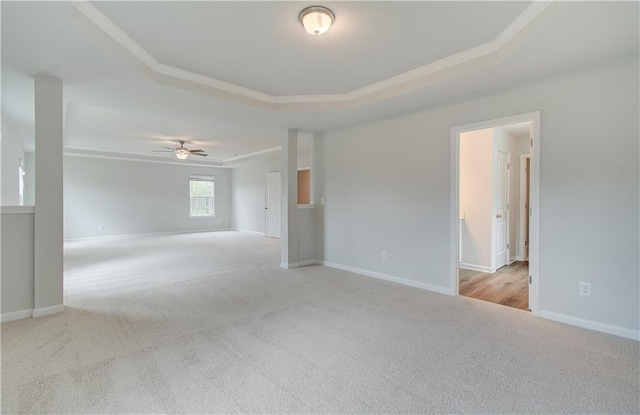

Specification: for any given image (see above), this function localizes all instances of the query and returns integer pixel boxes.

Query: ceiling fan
[152,141,208,160]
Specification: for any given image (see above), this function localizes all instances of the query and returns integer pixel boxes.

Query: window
[18,158,25,206]
[189,176,214,217]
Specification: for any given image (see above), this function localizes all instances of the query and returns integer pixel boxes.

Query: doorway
[451,112,539,314]
[265,172,281,238]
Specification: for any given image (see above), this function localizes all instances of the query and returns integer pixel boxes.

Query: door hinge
[507,203,510,209]
[529,275,532,284]
[530,138,533,147]
[507,163,510,170]
[507,243,510,249]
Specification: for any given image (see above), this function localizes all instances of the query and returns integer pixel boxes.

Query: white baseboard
[297,259,321,267]
[1,309,33,323]
[281,260,321,269]
[65,228,233,242]
[539,310,639,341]
[322,261,452,296]
[508,257,517,265]
[32,304,65,318]
[459,263,495,273]
[232,228,265,236]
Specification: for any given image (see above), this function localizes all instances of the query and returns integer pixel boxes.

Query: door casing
[451,111,540,315]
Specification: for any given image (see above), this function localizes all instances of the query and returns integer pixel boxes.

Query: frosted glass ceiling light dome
[175,148,189,160]
[299,6,335,36]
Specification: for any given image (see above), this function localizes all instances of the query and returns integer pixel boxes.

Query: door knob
[496,213,502,218]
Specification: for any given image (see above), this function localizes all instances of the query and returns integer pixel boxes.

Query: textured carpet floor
[1,231,638,414]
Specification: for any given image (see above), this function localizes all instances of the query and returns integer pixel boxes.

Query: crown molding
[72,1,553,111]
[222,146,281,164]
[64,147,227,168]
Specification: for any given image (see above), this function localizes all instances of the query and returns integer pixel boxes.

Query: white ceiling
[93,1,529,96]
[1,1,638,162]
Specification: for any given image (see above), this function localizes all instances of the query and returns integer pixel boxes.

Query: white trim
[1,309,34,323]
[459,263,495,273]
[71,2,552,110]
[223,146,281,164]
[451,111,540,315]
[539,310,640,341]
[518,154,531,261]
[297,204,316,209]
[322,261,452,296]
[64,228,232,242]
[64,147,225,168]
[281,259,322,269]
[297,259,321,267]
[32,304,65,318]
[1,206,35,214]
[232,228,265,236]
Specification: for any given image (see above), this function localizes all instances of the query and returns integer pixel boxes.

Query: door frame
[492,149,510,270]
[450,111,540,315]
[518,154,531,261]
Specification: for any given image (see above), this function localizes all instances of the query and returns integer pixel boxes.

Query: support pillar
[281,128,298,268]
[33,75,64,316]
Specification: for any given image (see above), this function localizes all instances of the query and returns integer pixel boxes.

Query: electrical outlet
[579,282,591,297]
[381,251,387,261]
[97,224,103,231]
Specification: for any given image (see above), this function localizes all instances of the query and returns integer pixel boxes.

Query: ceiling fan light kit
[299,6,334,36]
[152,140,208,160]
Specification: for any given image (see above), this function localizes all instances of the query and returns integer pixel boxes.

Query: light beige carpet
[1,231,638,414]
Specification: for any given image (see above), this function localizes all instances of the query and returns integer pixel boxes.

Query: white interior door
[494,150,509,269]
[265,172,281,238]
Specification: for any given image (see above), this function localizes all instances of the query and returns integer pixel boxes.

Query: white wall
[460,128,494,269]
[1,210,35,317]
[24,152,36,205]
[231,157,281,233]
[1,127,26,205]
[64,156,231,239]
[321,57,639,333]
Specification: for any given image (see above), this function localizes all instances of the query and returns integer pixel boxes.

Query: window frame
[189,175,215,218]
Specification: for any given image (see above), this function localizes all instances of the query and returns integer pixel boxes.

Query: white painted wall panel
[64,156,231,239]
[1,128,25,206]
[322,57,639,332]
[1,212,34,314]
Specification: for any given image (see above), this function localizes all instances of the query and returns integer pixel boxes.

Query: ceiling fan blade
[164,147,176,150]
[189,149,205,153]
[152,150,174,153]
[191,153,208,157]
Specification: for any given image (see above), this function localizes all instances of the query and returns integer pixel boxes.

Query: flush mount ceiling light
[299,6,335,36]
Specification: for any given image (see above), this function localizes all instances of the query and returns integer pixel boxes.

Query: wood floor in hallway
[459,261,529,311]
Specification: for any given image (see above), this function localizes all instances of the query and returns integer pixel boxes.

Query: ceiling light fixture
[299,6,334,36]
[175,148,190,160]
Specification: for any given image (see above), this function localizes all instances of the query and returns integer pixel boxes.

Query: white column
[33,75,64,316]
[281,128,298,268]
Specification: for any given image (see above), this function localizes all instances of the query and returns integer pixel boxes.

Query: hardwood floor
[459,261,529,311]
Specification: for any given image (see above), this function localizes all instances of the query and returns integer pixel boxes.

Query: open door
[494,149,509,269]
[265,172,281,238]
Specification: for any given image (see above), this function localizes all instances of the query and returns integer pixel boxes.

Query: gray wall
[24,152,36,205]
[321,57,639,332]
[64,156,232,239]
[231,158,281,233]
[1,211,34,314]
[1,127,26,205]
